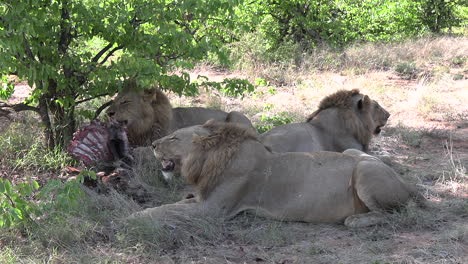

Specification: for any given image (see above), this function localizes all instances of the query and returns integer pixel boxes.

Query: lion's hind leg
[346,160,414,228]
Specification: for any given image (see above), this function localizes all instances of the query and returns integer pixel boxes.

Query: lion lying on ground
[106,80,254,147]
[129,121,424,228]
[259,89,390,153]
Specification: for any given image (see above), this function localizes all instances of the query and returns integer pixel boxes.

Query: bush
[256,112,294,133]
[0,174,86,229]
[394,61,420,79]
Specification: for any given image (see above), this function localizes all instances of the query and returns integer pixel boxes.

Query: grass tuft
[0,121,73,172]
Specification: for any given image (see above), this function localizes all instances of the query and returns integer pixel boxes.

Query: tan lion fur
[308,90,375,149]
[260,89,389,153]
[106,80,255,146]
[182,121,257,199]
[308,89,362,114]
[106,80,173,146]
[140,121,425,228]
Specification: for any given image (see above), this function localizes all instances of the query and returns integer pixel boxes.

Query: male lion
[106,80,254,146]
[129,121,424,228]
[259,89,390,153]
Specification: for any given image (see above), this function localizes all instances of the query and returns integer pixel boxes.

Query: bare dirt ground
[1,66,467,263]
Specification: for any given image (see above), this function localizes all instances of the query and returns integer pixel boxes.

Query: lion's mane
[181,121,257,199]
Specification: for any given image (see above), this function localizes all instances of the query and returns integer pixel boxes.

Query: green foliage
[0,76,14,100]
[197,76,255,98]
[36,176,86,214]
[0,173,87,229]
[256,112,293,133]
[416,0,466,33]
[229,31,303,71]
[0,0,250,149]
[452,55,467,66]
[394,61,420,80]
[0,178,40,228]
[340,0,424,42]
[228,0,467,67]
[255,78,268,86]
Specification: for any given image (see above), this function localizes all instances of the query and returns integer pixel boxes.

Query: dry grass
[342,36,468,73]
[1,36,467,263]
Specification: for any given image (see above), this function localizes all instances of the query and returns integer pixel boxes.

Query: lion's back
[171,107,228,131]
[259,123,328,152]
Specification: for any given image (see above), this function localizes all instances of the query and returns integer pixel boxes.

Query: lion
[259,89,390,153]
[129,121,424,228]
[106,79,255,147]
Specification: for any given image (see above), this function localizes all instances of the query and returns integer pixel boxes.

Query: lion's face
[106,89,156,140]
[152,125,209,181]
[369,100,390,135]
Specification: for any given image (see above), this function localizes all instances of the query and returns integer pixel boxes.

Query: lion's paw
[344,212,384,228]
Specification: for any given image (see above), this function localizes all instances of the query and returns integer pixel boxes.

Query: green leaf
[0,179,5,193]
[18,183,33,196]
[3,214,12,228]
[31,181,40,190]
[9,207,23,220]
[0,76,15,100]
[4,180,12,194]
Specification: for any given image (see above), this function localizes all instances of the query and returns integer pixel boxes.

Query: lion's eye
[120,100,130,105]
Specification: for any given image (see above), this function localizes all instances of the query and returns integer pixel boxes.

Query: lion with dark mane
[259,89,390,153]
[106,79,254,147]
[129,121,424,228]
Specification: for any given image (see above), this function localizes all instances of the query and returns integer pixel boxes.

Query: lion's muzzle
[374,126,382,135]
[161,159,175,172]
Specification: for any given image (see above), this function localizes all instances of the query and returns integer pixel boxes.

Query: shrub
[256,112,293,133]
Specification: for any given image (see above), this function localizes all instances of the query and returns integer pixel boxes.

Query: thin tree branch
[94,100,113,119]
[0,108,11,119]
[0,101,39,116]
[99,45,124,65]
[22,33,37,61]
[0,101,39,112]
[92,42,113,63]
[75,93,111,105]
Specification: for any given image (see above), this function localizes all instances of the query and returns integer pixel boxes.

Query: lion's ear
[357,95,371,110]
[143,88,158,104]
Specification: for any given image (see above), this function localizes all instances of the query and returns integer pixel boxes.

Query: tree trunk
[38,96,55,150]
[49,101,76,149]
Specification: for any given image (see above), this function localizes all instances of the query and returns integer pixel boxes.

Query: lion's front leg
[126,202,218,224]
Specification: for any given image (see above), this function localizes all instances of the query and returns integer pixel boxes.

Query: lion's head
[369,100,389,135]
[106,80,173,146]
[307,89,390,149]
[152,120,257,198]
[151,124,209,181]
